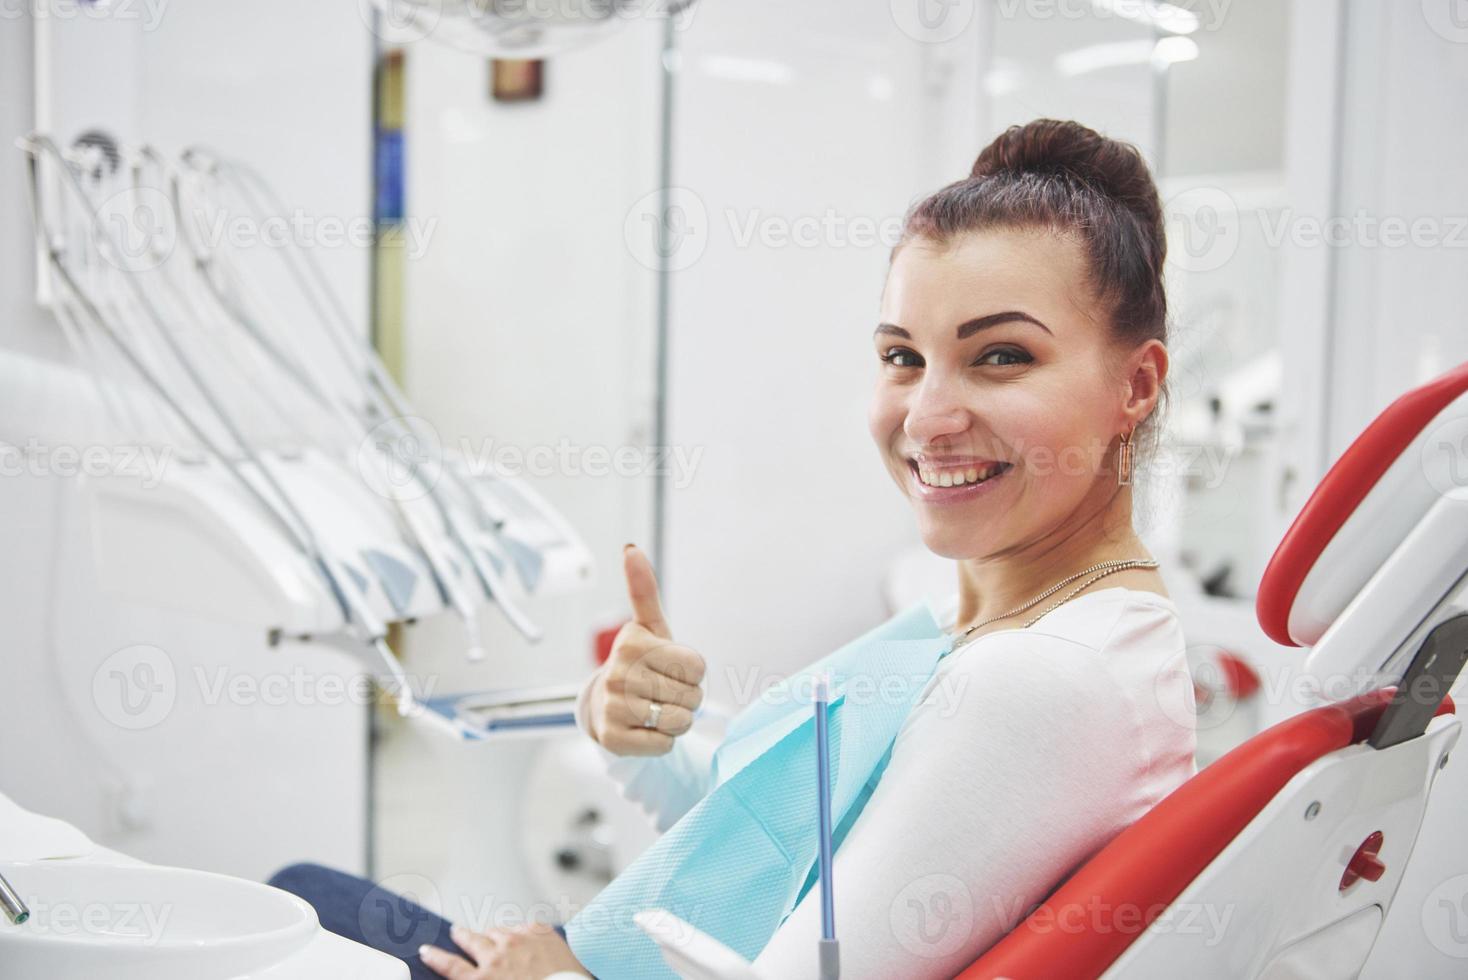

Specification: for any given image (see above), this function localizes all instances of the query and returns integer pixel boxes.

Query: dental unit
[0,790,405,979]
[17,131,589,704]
[171,146,546,650]
[1,129,593,888]
[24,132,420,709]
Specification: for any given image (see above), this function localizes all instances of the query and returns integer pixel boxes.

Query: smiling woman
[264,119,1195,980]
[565,119,1196,980]
[870,118,1174,635]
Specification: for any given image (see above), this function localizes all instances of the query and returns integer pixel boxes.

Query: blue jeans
[267,863,571,980]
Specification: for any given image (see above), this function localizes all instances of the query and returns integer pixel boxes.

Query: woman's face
[870,228,1132,560]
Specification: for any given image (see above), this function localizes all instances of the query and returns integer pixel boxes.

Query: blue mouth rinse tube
[814,672,839,979]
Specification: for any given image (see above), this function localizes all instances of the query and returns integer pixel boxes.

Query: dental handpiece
[0,870,30,926]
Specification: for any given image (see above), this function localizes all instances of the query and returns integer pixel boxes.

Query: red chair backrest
[1256,360,1468,646]
[958,689,1456,979]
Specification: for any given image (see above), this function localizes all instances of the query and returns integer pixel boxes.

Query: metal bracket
[1368,612,1468,749]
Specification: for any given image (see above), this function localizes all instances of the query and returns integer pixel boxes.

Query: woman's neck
[951,491,1151,631]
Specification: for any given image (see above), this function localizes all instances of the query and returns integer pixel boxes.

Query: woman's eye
[880,347,923,368]
[880,347,1031,369]
[978,348,1032,367]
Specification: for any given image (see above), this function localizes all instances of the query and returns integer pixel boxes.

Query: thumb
[622,543,671,640]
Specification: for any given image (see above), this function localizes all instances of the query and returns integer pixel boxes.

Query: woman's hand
[419,922,588,979]
[581,544,706,756]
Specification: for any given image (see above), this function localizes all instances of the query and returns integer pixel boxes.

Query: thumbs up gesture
[581,544,707,756]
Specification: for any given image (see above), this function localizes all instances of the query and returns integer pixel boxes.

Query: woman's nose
[903,377,970,445]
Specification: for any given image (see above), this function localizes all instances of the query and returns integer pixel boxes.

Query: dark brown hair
[895,118,1170,452]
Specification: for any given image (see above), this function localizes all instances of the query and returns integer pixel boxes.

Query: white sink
[0,860,319,980]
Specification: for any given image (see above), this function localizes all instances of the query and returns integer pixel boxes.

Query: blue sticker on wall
[375,127,404,225]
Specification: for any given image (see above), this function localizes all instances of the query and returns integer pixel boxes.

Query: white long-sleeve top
[572,586,1197,979]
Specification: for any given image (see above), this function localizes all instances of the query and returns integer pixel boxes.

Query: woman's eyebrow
[875,311,1053,340]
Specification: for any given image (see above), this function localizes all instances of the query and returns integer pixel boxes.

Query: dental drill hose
[24,134,418,715]
[176,152,535,650]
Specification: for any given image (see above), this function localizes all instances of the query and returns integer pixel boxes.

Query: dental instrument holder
[21,134,417,714]
[813,673,839,980]
[175,150,544,649]
[162,151,500,661]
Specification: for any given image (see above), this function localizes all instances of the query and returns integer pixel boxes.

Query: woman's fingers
[622,544,671,640]
[614,693,695,736]
[626,657,704,713]
[638,640,707,690]
[449,923,499,964]
[418,942,479,980]
[607,726,676,756]
[588,545,707,758]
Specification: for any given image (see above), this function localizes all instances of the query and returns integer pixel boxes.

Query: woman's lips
[906,459,1013,504]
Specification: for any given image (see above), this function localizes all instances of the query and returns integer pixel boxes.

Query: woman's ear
[1123,339,1168,425]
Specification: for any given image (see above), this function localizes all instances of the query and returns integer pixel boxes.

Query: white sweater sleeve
[573,668,718,833]
[750,633,1150,980]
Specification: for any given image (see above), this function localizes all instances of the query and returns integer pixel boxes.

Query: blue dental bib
[564,600,955,978]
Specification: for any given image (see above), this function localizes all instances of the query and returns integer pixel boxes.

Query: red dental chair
[961,359,1468,979]
[638,361,1468,979]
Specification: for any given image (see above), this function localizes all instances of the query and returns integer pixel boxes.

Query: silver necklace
[950,558,1160,651]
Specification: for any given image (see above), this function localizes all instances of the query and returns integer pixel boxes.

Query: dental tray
[415,684,581,741]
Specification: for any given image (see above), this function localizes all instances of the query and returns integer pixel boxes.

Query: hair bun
[971,119,1160,231]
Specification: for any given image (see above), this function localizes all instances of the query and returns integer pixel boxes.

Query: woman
[268,118,1197,979]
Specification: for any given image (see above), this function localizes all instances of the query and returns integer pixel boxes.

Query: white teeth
[915,462,1006,488]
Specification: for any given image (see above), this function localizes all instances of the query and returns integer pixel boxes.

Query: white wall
[1329,0,1468,454]
[658,1,978,705]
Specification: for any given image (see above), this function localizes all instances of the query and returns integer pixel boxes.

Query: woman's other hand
[580,544,705,756]
[419,922,588,980]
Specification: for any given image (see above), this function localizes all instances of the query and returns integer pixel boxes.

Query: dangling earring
[1117,426,1135,486]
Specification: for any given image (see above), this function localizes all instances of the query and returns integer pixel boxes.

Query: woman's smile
[906,456,1015,504]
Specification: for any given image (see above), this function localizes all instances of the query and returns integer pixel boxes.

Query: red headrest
[1256,360,1468,646]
